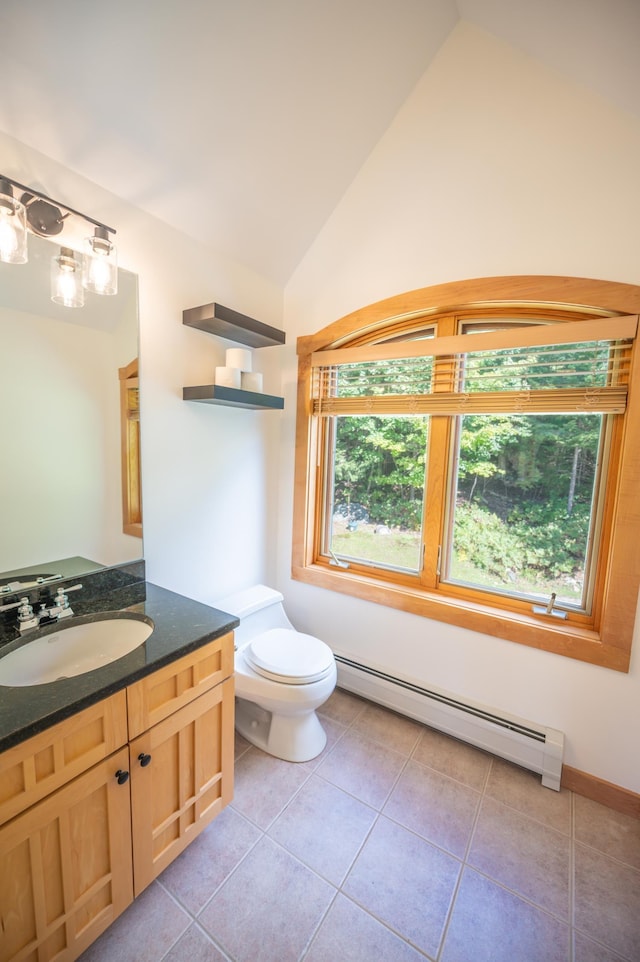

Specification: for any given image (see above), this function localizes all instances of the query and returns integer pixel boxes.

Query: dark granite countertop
[0,577,238,753]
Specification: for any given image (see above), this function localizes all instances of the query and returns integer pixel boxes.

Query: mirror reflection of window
[119,359,142,538]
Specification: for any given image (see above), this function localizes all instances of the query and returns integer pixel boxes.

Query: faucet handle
[17,597,35,622]
[0,595,27,613]
[54,584,83,603]
[54,584,83,618]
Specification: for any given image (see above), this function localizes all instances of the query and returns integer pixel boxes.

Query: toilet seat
[245,629,334,685]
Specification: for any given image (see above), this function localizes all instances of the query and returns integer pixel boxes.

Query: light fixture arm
[0,174,116,237]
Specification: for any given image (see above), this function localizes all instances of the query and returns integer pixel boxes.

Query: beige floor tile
[162,923,228,962]
[574,794,640,870]
[349,702,423,756]
[384,759,481,857]
[318,687,367,726]
[305,894,427,962]
[412,726,492,791]
[77,882,190,962]
[231,744,311,828]
[268,774,377,884]
[574,842,640,961]
[468,797,571,918]
[199,836,334,962]
[484,757,572,834]
[234,730,251,759]
[315,729,407,809]
[158,806,261,914]
[343,815,461,958]
[301,713,348,772]
[574,931,628,962]
[441,868,570,962]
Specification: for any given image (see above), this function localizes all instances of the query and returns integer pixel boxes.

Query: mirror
[0,232,141,584]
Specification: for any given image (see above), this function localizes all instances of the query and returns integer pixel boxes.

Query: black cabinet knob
[115,769,129,785]
[138,752,152,767]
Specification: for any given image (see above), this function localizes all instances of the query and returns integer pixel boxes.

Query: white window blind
[310,315,637,417]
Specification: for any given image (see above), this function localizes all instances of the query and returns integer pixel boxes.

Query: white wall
[280,23,640,792]
[0,305,135,568]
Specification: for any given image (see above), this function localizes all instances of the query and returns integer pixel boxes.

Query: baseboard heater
[334,655,564,791]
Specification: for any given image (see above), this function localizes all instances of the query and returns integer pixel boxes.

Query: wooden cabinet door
[129,677,234,896]
[0,747,133,962]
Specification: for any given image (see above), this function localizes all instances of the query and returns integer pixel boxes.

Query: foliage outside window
[292,277,640,672]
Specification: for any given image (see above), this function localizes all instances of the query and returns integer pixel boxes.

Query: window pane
[445,413,604,608]
[326,415,427,573]
[462,340,616,392]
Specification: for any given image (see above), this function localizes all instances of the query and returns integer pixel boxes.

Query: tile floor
[79,689,640,962]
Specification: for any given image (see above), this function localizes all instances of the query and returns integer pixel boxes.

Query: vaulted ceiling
[1,0,638,284]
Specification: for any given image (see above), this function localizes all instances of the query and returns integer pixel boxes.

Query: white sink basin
[0,616,154,686]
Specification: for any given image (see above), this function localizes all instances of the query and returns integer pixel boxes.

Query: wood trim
[310,313,638,365]
[292,561,630,670]
[297,276,640,354]
[292,352,317,570]
[599,335,640,652]
[562,765,640,819]
[119,358,143,539]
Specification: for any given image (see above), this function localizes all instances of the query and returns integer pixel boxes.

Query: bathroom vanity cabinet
[0,631,234,962]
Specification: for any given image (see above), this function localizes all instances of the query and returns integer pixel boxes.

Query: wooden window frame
[292,276,640,672]
[119,358,143,539]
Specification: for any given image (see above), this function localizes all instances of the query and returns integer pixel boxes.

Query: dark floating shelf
[183,385,284,410]
[183,302,286,349]
[182,302,285,410]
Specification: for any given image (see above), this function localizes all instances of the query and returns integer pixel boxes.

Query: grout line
[334,889,437,961]
[434,758,492,961]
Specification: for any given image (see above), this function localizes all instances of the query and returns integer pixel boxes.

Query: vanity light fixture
[51,247,85,308]
[0,177,28,264]
[83,225,117,295]
[0,173,118,304]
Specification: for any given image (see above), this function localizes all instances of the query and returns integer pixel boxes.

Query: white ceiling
[0,0,638,285]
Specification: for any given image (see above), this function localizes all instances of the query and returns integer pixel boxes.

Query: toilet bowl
[215,585,336,762]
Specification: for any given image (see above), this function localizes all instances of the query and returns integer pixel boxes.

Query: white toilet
[216,585,336,762]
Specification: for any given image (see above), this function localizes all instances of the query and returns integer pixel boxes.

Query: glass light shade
[83,226,117,295]
[0,186,28,264]
[51,247,84,308]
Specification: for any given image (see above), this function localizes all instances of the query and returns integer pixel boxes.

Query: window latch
[328,548,349,569]
[532,592,568,620]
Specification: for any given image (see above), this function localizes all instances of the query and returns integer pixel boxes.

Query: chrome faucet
[0,584,83,634]
[0,597,40,633]
[38,584,83,623]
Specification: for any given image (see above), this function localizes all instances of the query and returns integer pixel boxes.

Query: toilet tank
[215,584,293,646]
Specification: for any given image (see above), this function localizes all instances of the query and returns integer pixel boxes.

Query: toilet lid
[246,629,334,685]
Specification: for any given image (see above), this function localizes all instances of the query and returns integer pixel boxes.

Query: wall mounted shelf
[182,301,286,411]
[182,302,285,349]
[182,385,284,410]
